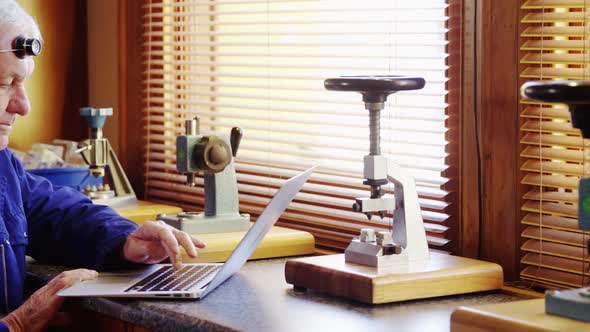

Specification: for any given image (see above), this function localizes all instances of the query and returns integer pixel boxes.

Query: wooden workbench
[27,258,525,332]
[451,298,590,331]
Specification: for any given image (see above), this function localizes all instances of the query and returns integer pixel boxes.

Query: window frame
[118,0,523,274]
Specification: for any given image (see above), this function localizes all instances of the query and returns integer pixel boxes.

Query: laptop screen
[201,166,315,297]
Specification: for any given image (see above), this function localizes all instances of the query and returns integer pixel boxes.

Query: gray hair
[0,0,40,38]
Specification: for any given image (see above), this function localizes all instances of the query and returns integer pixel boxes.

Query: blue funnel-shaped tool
[80,107,113,129]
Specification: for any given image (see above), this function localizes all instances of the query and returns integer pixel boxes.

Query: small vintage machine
[157,117,250,234]
[285,76,503,304]
[327,76,430,269]
[521,80,590,322]
[77,107,136,208]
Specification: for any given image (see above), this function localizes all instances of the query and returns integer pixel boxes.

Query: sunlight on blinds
[143,0,452,251]
[520,0,590,289]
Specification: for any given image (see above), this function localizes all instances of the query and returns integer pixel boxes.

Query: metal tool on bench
[284,76,503,304]
[324,75,430,268]
[76,107,137,208]
[521,80,590,322]
[157,117,250,234]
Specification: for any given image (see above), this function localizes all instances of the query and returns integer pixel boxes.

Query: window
[142,0,458,252]
[519,0,590,288]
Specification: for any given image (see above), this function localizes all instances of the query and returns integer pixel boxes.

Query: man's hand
[122,220,206,269]
[1,269,98,332]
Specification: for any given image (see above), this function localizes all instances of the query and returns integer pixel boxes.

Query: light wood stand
[285,252,503,304]
[181,225,315,263]
[115,200,316,263]
[451,298,590,332]
[116,200,182,224]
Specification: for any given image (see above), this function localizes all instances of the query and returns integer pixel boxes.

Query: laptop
[59,166,315,299]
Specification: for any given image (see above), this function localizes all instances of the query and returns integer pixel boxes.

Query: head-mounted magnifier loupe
[0,36,42,58]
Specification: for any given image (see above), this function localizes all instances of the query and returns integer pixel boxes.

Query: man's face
[0,23,36,151]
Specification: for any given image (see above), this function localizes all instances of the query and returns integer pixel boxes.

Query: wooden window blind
[520,0,590,288]
[142,0,457,252]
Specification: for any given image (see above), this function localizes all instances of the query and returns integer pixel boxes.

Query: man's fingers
[41,270,92,300]
[50,269,98,293]
[124,220,207,268]
[61,268,98,281]
[191,234,207,249]
[157,227,182,269]
[172,229,199,258]
[3,269,99,332]
[159,239,181,270]
[134,220,170,238]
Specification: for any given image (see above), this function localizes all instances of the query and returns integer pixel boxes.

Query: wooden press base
[116,200,316,263]
[284,252,503,304]
[451,299,590,332]
[116,200,183,224]
[181,225,316,263]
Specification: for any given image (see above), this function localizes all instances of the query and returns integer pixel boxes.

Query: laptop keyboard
[124,264,220,293]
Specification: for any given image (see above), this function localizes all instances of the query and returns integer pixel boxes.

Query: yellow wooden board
[116,200,315,262]
[285,252,504,304]
[116,200,182,224]
[451,298,590,332]
[181,224,315,263]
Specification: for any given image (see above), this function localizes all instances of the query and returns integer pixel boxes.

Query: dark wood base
[285,252,504,304]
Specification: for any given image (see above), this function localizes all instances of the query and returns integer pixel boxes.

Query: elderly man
[0,1,205,331]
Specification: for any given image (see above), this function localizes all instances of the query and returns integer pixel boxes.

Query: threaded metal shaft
[366,102,384,155]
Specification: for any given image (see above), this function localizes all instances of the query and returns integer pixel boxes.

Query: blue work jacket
[0,148,138,313]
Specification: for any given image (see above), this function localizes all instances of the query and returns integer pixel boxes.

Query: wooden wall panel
[475,0,521,280]
[122,0,145,196]
[456,0,478,258]
[87,0,121,154]
[85,0,145,197]
[10,0,88,152]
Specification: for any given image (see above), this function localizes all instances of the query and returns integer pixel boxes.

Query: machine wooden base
[451,298,590,332]
[116,200,182,224]
[182,225,316,263]
[285,252,503,304]
[116,200,316,263]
